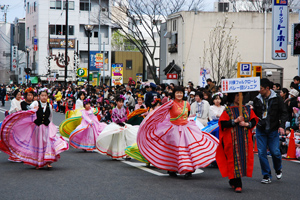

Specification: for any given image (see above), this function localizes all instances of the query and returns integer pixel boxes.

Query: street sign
[34,38,38,51]
[237,62,252,77]
[167,73,178,79]
[222,77,260,93]
[77,68,87,77]
[272,0,288,60]
[25,75,30,80]
[11,46,18,70]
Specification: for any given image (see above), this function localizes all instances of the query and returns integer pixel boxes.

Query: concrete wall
[0,22,11,84]
[166,11,299,88]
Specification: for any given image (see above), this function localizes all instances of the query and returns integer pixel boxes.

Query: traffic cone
[5,94,8,101]
[286,129,296,159]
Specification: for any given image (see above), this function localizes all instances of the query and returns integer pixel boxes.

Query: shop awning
[164,60,181,75]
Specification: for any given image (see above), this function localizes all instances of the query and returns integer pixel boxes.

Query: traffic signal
[25,68,32,74]
[253,66,262,79]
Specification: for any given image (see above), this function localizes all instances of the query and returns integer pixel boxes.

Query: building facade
[25,0,112,84]
[165,11,299,88]
[0,21,12,85]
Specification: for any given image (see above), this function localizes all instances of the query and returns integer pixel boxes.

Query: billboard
[111,63,123,86]
[89,51,108,71]
[49,38,75,49]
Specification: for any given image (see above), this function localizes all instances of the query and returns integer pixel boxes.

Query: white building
[25,0,112,84]
[0,21,12,85]
[165,11,299,88]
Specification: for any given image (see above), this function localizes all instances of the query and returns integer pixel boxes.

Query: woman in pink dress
[1,89,69,169]
[137,86,219,178]
[69,99,107,151]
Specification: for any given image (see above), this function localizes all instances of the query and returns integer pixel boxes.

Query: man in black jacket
[0,85,6,106]
[253,78,288,184]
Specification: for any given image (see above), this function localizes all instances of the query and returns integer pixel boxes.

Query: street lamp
[85,24,94,95]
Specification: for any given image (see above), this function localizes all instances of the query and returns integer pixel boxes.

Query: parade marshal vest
[34,101,51,126]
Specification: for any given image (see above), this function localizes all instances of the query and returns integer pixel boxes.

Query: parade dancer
[21,87,34,110]
[216,93,258,193]
[69,99,107,151]
[137,86,219,178]
[96,95,138,159]
[9,89,22,114]
[1,89,69,169]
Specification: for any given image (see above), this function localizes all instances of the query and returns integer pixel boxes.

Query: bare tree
[229,0,299,13]
[207,16,240,85]
[94,0,204,84]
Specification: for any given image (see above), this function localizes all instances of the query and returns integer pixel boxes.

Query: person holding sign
[253,78,288,184]
[216,92,258,193]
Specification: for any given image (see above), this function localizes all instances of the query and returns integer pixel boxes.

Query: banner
[136,73,142,82]
[11,46,18,71]
[111,63,123,86]
[198,68,210,88]
[221,77,260,93]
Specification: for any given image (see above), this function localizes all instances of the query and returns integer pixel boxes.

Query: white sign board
[272,0,288,60]
[11,46,18,71]
[222,77,260,93]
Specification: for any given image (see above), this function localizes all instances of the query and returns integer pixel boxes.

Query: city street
[0,101,299,200]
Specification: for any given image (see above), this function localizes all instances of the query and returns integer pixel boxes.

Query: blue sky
[0,0,214,23]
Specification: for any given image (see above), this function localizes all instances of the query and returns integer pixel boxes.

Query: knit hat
[289,89,299,97]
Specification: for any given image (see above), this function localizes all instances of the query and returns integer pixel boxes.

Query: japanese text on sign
[272,0,288,60]
[222,77,260,93]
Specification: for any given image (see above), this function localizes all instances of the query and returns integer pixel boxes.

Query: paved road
[0,101,299,200]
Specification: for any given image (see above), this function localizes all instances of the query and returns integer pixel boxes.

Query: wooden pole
[239,92,243,116]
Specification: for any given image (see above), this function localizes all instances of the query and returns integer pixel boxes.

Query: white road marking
[121,161,204,176]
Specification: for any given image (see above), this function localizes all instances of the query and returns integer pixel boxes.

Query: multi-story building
[0,21,12,85]
[25,0,112,84]
[12,18,27,84]
[165,11,299,87]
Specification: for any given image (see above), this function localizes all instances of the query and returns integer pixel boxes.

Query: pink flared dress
[69,108,107,150]
[137,100,219,174]
[0,101,69,168]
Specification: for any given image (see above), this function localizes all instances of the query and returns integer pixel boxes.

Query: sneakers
[261,175,271,184]
[276,170,282,180]
[235,187,242,193]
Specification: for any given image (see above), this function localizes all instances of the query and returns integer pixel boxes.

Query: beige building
[165,11,299,88]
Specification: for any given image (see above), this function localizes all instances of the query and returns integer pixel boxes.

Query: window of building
[27,27,29,39]
[80,0,91,11]
[50,1,56,9]
[34,2,36,12]
[56,25,62,35]
[27,2,30,13]
[172,20,177,32]
[50,0,61,9]
[33,25,36,37]
[50,25,74,35]
[49,25,55,34]
[126,60,132,70]
[69,25,74,35]
[94,31,98,38]
[63,1,75,10]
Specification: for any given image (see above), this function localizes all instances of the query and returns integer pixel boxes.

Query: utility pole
[65,0,69,87]
[0,5,9,23]
[99,0,102,85]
